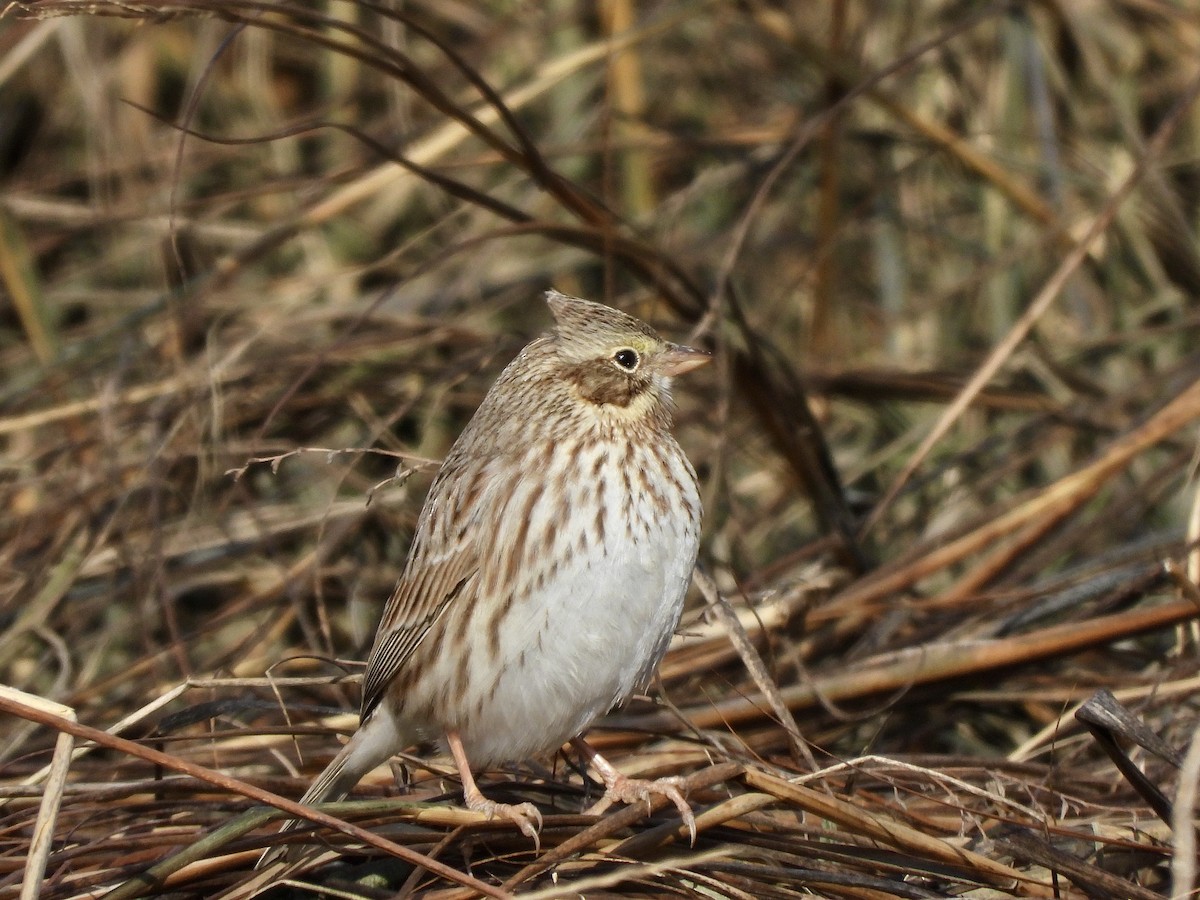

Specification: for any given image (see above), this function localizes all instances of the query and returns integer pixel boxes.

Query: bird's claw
[467,796,543,848]
[587,773,696,844]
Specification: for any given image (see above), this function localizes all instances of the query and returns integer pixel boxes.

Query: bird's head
[545,290,710,413]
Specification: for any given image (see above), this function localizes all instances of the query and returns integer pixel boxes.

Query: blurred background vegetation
[3,1,1200,897]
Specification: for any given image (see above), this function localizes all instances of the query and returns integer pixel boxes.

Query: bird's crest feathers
[545,290,664,363]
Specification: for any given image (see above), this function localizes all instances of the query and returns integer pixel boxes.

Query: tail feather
[296,738,367,807]
[258,707,402,867]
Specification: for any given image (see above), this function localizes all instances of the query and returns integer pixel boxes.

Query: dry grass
[2,1,1200,897]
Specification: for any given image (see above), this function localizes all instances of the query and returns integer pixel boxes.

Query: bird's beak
[659,344,711,376]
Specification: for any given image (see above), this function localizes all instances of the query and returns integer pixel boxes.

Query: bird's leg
[571,737,696,844]
[446,729,542,845]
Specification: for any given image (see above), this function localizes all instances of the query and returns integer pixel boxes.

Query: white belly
[440,434,701,765]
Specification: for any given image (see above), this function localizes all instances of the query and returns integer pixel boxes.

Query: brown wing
[358,461,487,718]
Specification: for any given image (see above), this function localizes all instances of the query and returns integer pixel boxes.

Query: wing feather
[358,460,487,718]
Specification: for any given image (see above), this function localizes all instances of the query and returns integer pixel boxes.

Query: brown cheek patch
[566,362,638,407]
[591,380,636,407]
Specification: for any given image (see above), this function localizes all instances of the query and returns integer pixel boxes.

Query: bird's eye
[612,348,640,371]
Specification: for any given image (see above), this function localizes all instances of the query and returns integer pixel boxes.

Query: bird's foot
[586,771,696,844]
[463,791,543,846]
[572,737,696,842]
[447,729,542,848]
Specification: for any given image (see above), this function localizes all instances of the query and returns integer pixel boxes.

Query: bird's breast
[432,432,701,765]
